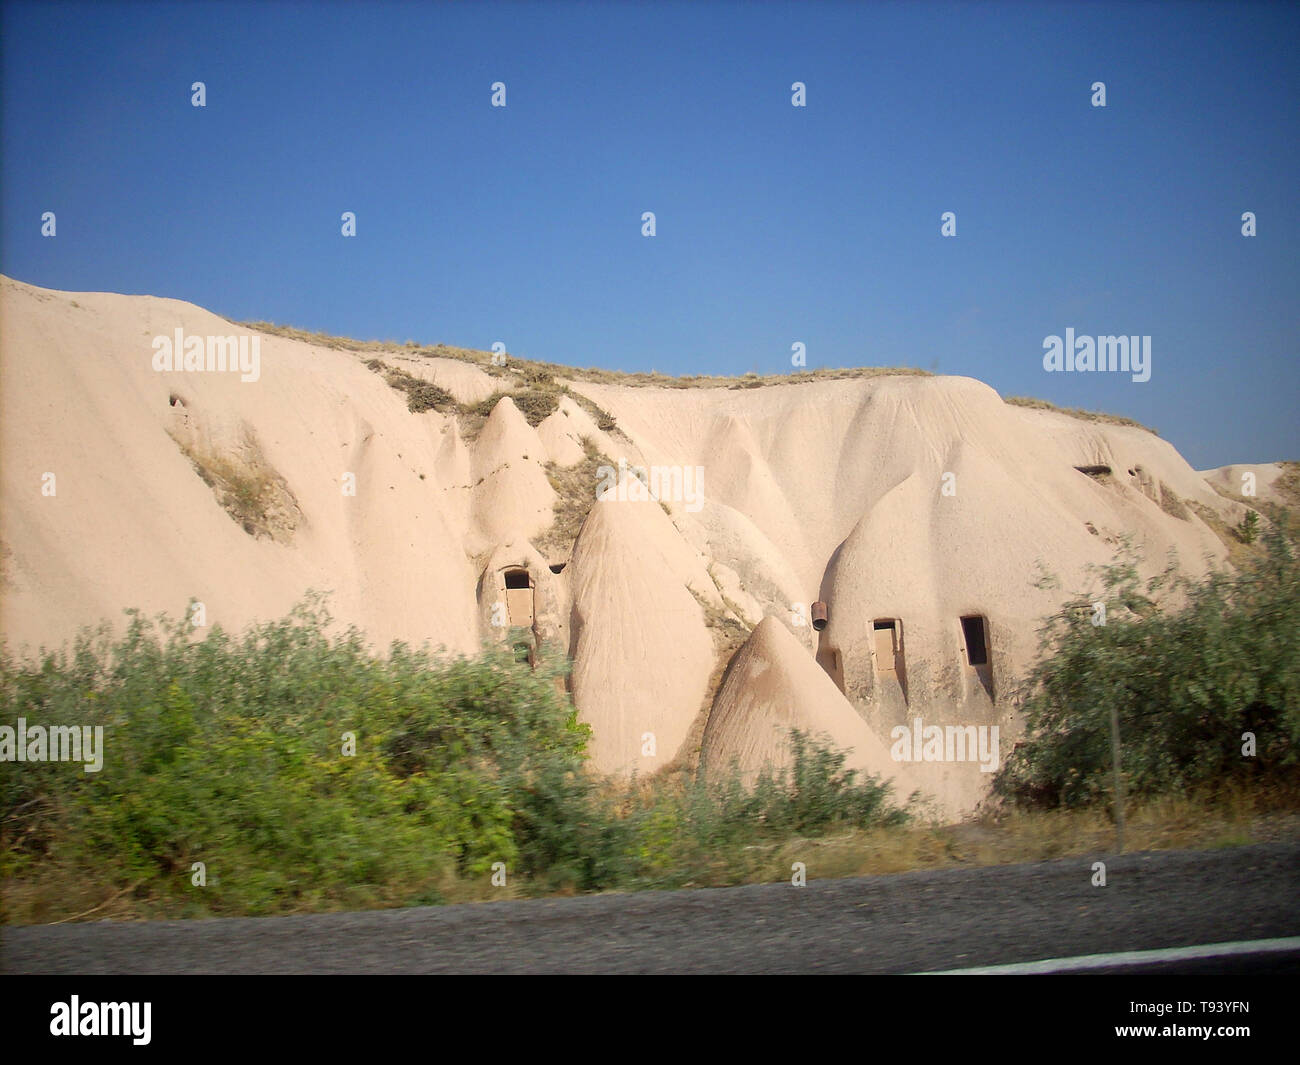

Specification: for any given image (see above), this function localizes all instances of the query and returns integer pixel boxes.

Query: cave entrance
[872,618,909,705]
[960,615,988,666]
[873,619,902,673]
[960,614,994,701]
[504,568,534,628]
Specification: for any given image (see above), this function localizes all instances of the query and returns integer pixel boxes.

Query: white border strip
[916,936,1300,975]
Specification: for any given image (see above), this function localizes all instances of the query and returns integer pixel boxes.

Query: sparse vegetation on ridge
[538,437,612,559]
[1186,500,1262,569]
[167,430,300,542]
[379,366,458,414]
[1204,461,1300,547]
[1003,394,1159,436]
[237,318,930,390]
[674,583,754,776]
[361,356,619,439]
[465,367,562,428]
[1158,481,1191,521]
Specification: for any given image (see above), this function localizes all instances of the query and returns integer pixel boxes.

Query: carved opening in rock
[872,619,901,673]
[504,568,534,628]
[960,615,988,667]
[960,614,995,701]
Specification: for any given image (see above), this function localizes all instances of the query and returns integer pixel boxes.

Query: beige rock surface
[1,276,1261,814]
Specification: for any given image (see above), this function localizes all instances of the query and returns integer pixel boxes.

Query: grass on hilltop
[1003,395,1159,435]
[361,357,619,440]
[238,318,930,390]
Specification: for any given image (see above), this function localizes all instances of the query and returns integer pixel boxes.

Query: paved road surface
[5,842,1298,974]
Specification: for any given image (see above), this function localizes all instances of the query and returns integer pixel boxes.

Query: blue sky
[2,0,1296,468]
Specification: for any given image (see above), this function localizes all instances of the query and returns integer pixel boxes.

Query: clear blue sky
[2,0,1296,468]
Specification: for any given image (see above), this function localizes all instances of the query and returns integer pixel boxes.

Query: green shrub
[510,390,560,426]
[404,381,457,414]
[1,600,908,919]
[465,389,559,428]
[380,368,456,414]
[1238,509,1260,544]
[995,528,1300,809]
[0,597,583,916]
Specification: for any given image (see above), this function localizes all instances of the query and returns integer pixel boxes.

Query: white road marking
[916,936,1300,975]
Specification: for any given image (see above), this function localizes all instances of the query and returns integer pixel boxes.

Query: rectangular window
[960,615,988,666]
[873,619,899,671]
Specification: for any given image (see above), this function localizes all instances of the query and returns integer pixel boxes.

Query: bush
[1238,509,1260,544]
[0,597,584,916]
[510,390,560,426]
[995,528,1300,808]
[466,389,559,427]
[1,601,908,919]
[404,381,456,414]
[381,368,456,414]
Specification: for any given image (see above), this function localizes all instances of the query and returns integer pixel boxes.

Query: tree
[1238,509,1260,544]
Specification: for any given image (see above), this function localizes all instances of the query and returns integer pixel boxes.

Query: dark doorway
[960,615,988,666]
[960,614,994,701]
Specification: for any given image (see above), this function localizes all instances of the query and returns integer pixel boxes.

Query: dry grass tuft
[1158,481,1191,521]
[1004,395,1159,435]
[239,318,929,392]
[537,438,611,559]
[169,430,301,542]
[755,781,1300,884]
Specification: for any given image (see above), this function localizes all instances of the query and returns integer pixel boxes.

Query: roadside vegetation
[1,597,905,923]
[6,516,1299,924]
[995,524,1300,809]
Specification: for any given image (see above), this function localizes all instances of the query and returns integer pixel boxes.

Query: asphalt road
[5,842,1298,974]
